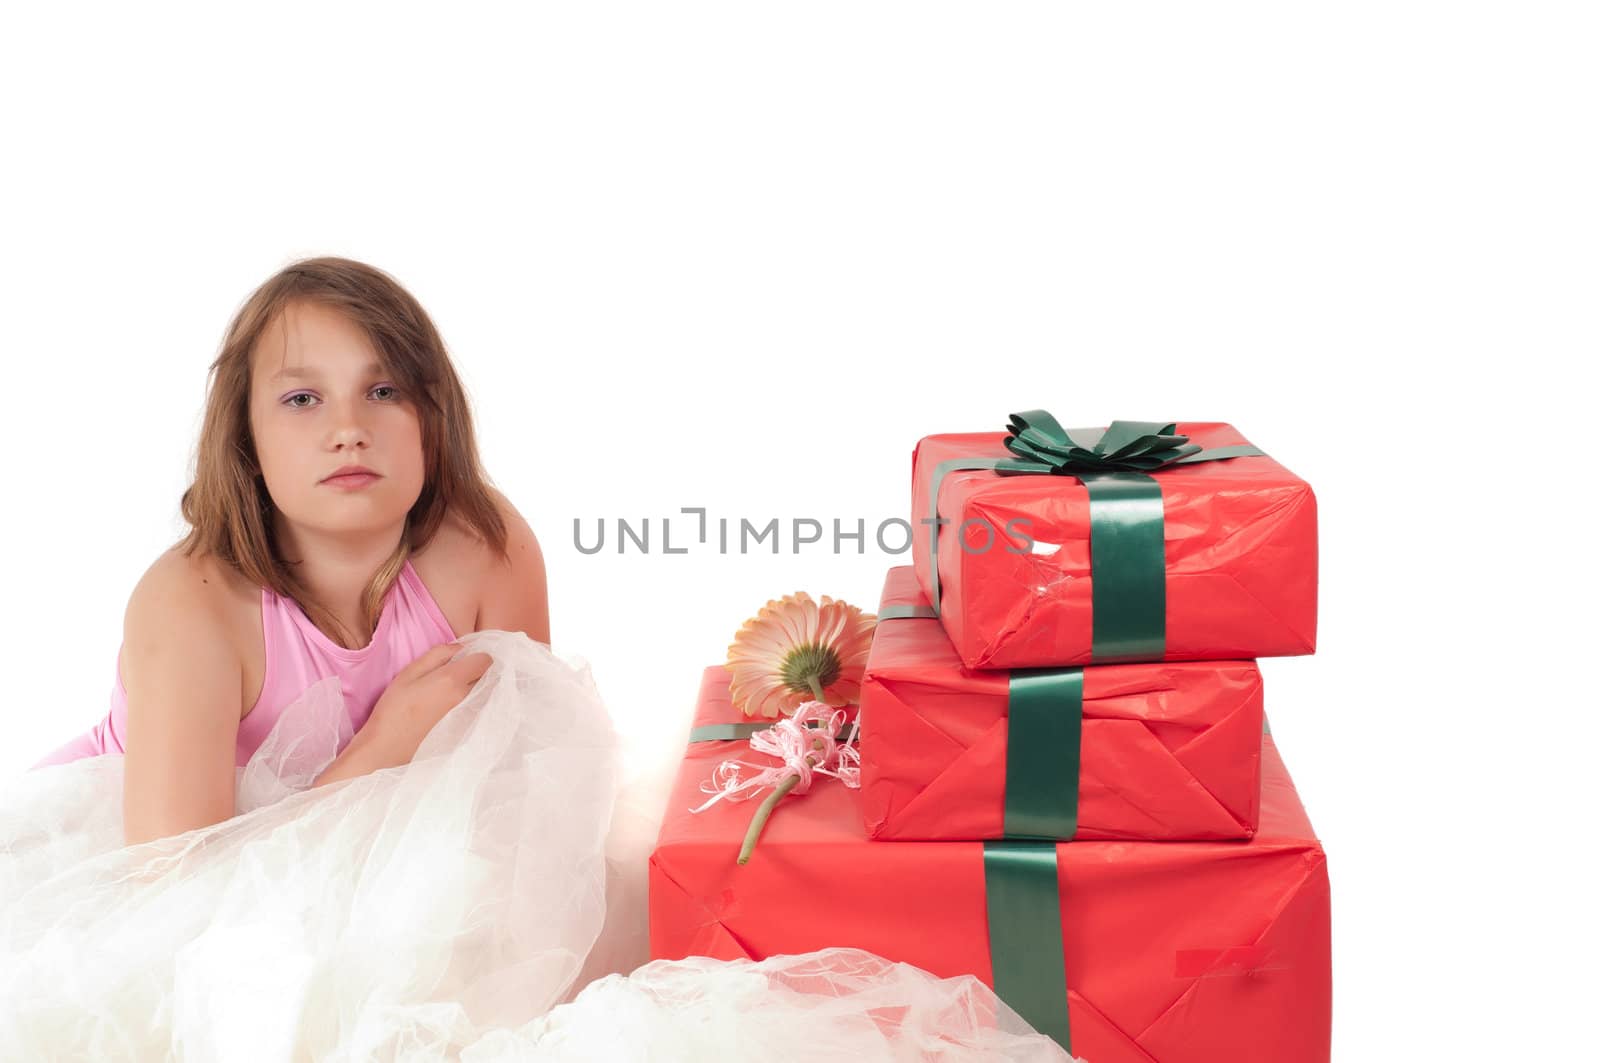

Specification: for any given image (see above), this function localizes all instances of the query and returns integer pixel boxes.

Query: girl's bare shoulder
[411,506,497,638]
[412,491,542,638]
[123,548,259,658]
[117,549,253,765]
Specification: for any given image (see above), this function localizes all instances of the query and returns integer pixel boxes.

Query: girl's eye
[281,386,399,409]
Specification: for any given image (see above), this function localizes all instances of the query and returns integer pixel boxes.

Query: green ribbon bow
[1000,411,1219,473]
[926,412,1263,662]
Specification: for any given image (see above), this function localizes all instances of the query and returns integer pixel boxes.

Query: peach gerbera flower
[726,592,877,718]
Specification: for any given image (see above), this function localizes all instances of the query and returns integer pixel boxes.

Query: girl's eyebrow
[270,361,386,383]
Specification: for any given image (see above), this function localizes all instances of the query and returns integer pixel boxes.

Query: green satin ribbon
[877,610,1084,841]
[688,721,857,743]
[988,669,1083,1049]
[925,413,1264,662]
[1084,473,1167,659]
[1004,668,1083,840]
[866,611,1085,1048]
[877,603,937,620]
[984,840,1071,1050]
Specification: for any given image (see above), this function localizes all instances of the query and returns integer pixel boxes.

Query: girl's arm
[120,555,244,848]
[310,716,407,786]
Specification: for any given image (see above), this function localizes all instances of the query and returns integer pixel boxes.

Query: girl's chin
[279,510,409,538]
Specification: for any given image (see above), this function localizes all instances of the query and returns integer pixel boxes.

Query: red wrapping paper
[910,422,1318,669]
[861,565,1263,842]
[651,665,1331,1062]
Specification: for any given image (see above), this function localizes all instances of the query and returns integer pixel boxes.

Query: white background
[1,3,1594,1058]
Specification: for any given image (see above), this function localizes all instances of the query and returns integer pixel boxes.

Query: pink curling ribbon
[690,700,861,814]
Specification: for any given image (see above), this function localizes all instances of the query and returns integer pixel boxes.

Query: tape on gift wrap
[924,413,1263,662]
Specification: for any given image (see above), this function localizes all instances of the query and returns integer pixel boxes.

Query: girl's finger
[401,641,464,679]
[445,652,493,682]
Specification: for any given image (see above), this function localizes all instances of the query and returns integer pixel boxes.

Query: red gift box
[910,420,1318,669]
[651,665,1330,1062]
[861,565,1263,842]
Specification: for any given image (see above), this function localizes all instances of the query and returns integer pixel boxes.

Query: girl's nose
[330,422,371,450]
[327,402,374,449]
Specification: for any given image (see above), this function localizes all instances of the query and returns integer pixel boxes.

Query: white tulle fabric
[467,949,1075,1061]
[0,631,1074,1061]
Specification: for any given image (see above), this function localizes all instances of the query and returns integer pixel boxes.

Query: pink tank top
[32,560,459,770]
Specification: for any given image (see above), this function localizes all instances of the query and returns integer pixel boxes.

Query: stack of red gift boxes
[650,416,1330,1061]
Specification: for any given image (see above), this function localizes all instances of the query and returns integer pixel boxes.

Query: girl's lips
[321,473,381,490]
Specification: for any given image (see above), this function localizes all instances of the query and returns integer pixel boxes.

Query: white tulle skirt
[0,631,1073,1061]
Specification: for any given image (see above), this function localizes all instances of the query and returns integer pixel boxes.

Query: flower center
[779,643,842,697]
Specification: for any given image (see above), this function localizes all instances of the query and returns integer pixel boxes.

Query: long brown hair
[177,256,507,649]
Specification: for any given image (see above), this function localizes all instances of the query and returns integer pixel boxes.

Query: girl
[4,259,1068,1061]
[29,256,549,847]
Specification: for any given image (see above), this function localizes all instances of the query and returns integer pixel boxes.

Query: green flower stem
[807,675,826,703]
[737,734,828,866]
[738,772,800,865]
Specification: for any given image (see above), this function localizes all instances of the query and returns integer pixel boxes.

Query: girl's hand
[362,641,493,767]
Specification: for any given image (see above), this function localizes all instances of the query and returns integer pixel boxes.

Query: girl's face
[248,300,426,543]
